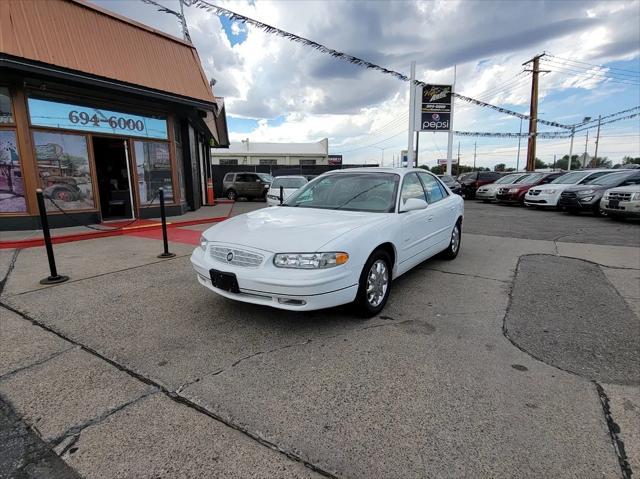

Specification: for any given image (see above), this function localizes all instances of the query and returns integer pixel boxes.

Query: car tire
[593,204,605,217]
[354,249,392,318]
[439,219,462,260]
[226,189,237,201]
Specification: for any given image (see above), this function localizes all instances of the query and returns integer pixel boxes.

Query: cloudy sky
[94,0,640,169]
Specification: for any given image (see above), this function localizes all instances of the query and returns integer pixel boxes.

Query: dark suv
[222,172,271,201]
[559,170,640,215]
[457,171,502,199]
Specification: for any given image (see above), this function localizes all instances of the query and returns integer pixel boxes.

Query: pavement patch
[505,255,640,385]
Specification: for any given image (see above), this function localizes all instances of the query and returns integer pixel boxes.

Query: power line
[541,59,640,86]
[336,129,408,154]
[544,52,640,77]
[542,58,640,83]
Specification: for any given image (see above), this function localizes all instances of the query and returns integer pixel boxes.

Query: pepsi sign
[418,84,452,132]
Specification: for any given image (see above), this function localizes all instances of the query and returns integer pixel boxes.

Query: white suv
[601,184,640,219]
[524,169,616,208]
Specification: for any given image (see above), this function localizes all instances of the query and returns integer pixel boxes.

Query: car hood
[203,207,390,253]
[564,184,608,192]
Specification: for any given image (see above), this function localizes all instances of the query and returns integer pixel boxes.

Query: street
[1,201,638,478]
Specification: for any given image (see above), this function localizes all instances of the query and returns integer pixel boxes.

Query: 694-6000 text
[68,111,145,132]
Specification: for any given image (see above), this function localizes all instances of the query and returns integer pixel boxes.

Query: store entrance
[93,137,135,220]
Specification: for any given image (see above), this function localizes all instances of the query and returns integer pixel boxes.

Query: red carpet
[126,227,202,246]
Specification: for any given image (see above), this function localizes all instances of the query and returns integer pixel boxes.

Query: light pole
[516,117,523,171]
[372,146,388,166]
[567,116,591,172]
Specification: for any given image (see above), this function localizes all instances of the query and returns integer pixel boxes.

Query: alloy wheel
[366,259,389,307]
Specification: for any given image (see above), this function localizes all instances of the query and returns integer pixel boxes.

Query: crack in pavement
[0,249,20,298]
[51,390,159,454]
[0,345,78,382]
[415,266,510,284]
[0,303,338,479]
[595,382,633,479]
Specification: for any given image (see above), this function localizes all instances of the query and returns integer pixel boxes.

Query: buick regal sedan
[192,168,464,316]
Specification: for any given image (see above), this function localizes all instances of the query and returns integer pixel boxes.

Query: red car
[495,172,565,205]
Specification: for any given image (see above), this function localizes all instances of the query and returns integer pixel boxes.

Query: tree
[534,158,547,169]
[555,155,582,170]
[494,163,506,172]
[622,156,640,165]
[589,156,612,168]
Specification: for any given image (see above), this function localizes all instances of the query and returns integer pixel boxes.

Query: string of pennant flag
[175,0,575,129]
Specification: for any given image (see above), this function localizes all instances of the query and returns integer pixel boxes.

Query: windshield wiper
[334,182,388,210]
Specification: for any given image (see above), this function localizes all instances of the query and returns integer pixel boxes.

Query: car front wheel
[439,220,462,260]
[226,189,237,200]
[354,250,392,317]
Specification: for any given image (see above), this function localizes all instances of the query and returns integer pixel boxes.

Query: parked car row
[460,168,640,219]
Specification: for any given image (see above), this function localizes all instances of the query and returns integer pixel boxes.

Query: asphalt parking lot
[1,200,638,478]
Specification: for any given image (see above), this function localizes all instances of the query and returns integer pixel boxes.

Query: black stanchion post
[157,187,175,258]
[36,189,69,285]
[279,185,284,205]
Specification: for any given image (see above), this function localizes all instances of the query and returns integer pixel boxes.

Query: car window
[551,171,589,184]
[400,173,427,205]
[224,173,234,182]
[585,172,632,186]
[418,172,446,203]
[257,173,273,183]
[620,175,640,186]
[579,171,612,184]
[271,177,307,188]
[235,174,249,182]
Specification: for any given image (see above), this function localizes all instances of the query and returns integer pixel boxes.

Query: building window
[299,159,316,166]
[0,130,26,213]
[134,141,174,204]
[0,87,13,124]
[220,159,238,165]
[33,131,95,211]
[259,159,277,165]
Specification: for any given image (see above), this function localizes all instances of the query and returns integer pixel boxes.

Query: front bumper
[601,198,640,217]
[524,191,561,207]
[191,246,359,311]
[475,189,496,200]
[496,192,522,203]
[558,195,599,210]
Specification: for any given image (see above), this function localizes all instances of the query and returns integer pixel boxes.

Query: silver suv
[222,172,272,201]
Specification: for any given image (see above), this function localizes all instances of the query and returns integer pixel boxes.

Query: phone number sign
[28,98,168,140]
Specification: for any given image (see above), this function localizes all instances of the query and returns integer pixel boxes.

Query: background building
[212,138,328,166]
[0,0,228,229]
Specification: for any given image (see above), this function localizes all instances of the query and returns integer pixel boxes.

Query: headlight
[632,192,640,200]
[200,235,207,251]
[577,189,596,196]
[580,196,594,202]
[508,188,520,193]
[273,252,349,269]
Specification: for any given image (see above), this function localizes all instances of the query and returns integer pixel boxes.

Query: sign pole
[446,65,457,175]
[407,61,416,168]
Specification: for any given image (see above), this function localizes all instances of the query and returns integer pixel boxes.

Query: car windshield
[438,175,455,184]
[283,172,399,212]
[271,177,307,189]
[551,171,589,184]
[495,174,522,184]
[257,173,273,183]
[520,173,545,183]
[584,172,630,186]
[514,174,534,184]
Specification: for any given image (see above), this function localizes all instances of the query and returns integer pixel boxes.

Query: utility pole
[446,65,457,175]
[593,115,602,166]
[457,141,461,176]
[567,126,575,172]
[523,53,549,171]
[516,117,523,171]
[582,131,589,168]
[407,61,416,168]
[415,132,420,168]
[553,154,556,170]
[473,141,477,170]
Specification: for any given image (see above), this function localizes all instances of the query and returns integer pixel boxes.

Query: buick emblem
[226,251,234,262]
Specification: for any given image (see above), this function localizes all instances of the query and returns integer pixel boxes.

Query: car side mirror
[400,197,428,212]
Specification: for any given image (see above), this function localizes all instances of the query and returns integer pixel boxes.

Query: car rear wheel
[439,219,462,260]
[354,250,392,317]
[226,189,237,200]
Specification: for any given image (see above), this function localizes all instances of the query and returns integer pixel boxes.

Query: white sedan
[524,169,615,208]
[266,175,308,206]
[191,168,464,316]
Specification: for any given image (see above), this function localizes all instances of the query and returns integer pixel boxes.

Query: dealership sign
[417,84,452,132]
[437,158,458,165]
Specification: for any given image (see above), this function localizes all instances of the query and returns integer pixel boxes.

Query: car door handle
[427,215,433,222]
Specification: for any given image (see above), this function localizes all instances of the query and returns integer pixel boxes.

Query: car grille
[498,187,510,195]
[560,191,577,199]
[608,192,632,201]
[529,189,541,196]
[209,246,264,268]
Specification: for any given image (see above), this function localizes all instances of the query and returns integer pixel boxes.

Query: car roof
[325,167,434,177]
